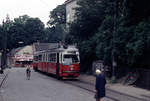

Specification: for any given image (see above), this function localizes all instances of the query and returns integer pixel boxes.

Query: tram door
[56,53,59,76]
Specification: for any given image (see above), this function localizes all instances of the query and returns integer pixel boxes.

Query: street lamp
[18,41,24,47]
[18,41,24,44]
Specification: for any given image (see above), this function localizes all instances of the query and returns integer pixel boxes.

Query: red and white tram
[32,44,80,79]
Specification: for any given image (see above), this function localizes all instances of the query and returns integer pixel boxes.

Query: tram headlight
[70,67,74,71]
[70,65,74,70]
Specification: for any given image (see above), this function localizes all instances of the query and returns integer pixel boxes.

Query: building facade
[7,45,33,67]
[65,0,78,24]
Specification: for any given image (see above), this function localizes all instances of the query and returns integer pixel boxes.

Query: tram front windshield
[63,54,79,65]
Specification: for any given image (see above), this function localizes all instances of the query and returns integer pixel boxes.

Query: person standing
[26,64,31,80]
[95,69,106,101]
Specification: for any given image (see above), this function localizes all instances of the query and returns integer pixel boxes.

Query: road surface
[0,68,113,101]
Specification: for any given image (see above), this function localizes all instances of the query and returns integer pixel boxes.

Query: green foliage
[125,18,150,67]
[45,24,66,43]
[94,16,114,65]
[69,0,150,71]
[14,15,30,24]
[0,4,66,51]
[73,0,106,40]
[24,17,45,44]
[47,4,66,27]
[69,0,115,71]
[0,0,149,71]
[0,15,46,50]
[126,0,150,25]
[47,4,66,43]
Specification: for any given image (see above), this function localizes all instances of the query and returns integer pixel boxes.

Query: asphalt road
[0,68,113,101]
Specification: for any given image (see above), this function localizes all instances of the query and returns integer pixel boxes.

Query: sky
[0,0,66,25]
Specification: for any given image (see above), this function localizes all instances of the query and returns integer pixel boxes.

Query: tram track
[63,79,148,101]
[37,71,118,101]
[63,79,119,101]
[37,71,148,101]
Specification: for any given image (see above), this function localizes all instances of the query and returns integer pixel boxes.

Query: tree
[125,0,150,25]
[69,0,150,72]
[125,18,150,67]
[47,4,66,43]
[0,15,46,49]
[8,15,28,48]
[47,4,66,27]
[71,0,105,40]
[0,25,4,50]
[24,17,45,44]
[14,15,30,25]
[68,0,113,72]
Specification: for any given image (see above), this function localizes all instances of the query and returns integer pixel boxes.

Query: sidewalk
[79,74,150,100]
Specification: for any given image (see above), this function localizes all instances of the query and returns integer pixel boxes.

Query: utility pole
[111,0,119,82]
[111,0,127,81]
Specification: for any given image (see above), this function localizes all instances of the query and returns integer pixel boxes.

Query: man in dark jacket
[95,69,106,101]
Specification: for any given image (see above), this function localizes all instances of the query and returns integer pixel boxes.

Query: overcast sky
[0,0,66,25]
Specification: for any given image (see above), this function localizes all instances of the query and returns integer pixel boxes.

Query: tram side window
[38,55,42,61]
[34,56,38,61]
[48,53,56,62]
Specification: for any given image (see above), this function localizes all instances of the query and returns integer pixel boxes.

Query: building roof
[7,47,24,56]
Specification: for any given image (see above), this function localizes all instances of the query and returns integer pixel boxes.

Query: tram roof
[33,43,59,52]
[33,44,78,54]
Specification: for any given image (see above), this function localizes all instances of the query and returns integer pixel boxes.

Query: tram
[32,44,80,79]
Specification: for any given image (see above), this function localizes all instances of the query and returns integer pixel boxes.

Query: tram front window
[63,55,79,65]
